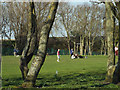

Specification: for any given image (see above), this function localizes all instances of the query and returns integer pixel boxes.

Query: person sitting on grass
[13,48,19,57]
[13,48,17,56]
[71,54,87,59]
[75,54,85,58]
[71,54,75,59]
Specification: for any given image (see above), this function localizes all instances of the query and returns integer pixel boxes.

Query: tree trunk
[91,38,95,55]
[88,32,92,55]
[84,38,88,55]
[104,40,107,56]
[20,1,37,80]
[61,13,71,55]
[101,40,104,55]
[22,1,58,87]
[105,2,115,82]
[77,44,79,53]
[80,36,84,55]
[67,36,71,55]
[66,29,71,55]
[101,47,103,55]
[105,1,120,84]
[112,21,120,84]
[80,36,82,55]
[74,42,76,54]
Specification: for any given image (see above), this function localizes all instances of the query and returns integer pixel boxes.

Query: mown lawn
[1,55,119,89]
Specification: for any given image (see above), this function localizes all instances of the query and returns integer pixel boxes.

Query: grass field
[2,55,119,89]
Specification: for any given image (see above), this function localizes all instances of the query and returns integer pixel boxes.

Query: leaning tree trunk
[105,2,115,82]
[22,1,58,87]
[20,1,37,80]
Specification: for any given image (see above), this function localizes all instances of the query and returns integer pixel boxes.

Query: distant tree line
[2,36,108,55]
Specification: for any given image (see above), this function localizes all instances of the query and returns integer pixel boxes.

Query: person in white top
[57,49,60,62]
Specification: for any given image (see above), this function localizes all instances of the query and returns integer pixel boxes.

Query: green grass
[2,55,119,89]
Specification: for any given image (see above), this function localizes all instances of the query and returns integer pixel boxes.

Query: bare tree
[1,2,29,53]
[21,1,58,87]
[1,2,49,54]
[70,4,104,55]
[55,3,73,55]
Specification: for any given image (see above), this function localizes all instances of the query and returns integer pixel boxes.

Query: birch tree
[21,1,58,87]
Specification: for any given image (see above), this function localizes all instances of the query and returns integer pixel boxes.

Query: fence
[2,47,70,55]
[2,47,14,55]
[47,48,69,55]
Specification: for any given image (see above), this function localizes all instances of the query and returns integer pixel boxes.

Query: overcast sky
[0,0,100,39]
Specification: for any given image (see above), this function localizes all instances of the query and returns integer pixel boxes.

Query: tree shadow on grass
[2,72,118,89]
[35,72,117,88]
[2,77,23,87]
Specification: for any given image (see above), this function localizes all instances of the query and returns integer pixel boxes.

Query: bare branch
[90,0,105,4]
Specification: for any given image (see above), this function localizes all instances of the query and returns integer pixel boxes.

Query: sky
[0,0,100,39]
[50,2,91,37]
